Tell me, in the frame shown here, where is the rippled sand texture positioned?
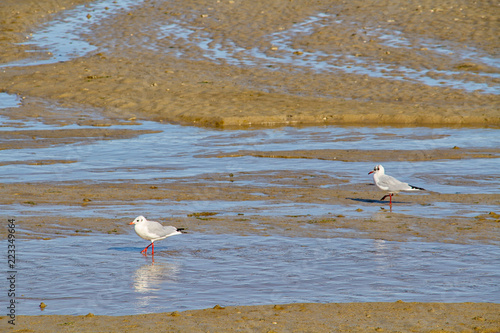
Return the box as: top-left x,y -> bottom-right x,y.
1,0 -> 499,127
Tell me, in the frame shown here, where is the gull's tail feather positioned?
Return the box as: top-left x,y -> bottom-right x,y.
408,185 -> 425,191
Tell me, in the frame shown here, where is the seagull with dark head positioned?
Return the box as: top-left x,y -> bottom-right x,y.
369,164 -> 425,206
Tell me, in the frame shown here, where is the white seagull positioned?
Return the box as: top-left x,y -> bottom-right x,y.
129,216 -> 185,255
368,164 -> 425,205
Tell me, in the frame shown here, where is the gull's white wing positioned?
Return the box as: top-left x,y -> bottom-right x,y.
377,174 -> 412,192
161,225 -> 181,237
145,220 -> 171,238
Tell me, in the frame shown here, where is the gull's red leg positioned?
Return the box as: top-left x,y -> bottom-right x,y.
141,242 -> 153,254
152,242 -> 155,255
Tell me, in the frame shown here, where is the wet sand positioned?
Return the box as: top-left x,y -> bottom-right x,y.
6,303 -> 500,332
1,173 -> 499,244
1,0 -> 499,128
1,0 -> 499,331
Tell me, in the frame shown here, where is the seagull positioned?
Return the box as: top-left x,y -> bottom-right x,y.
129,216 -> 185,255
368,164 -> 425,205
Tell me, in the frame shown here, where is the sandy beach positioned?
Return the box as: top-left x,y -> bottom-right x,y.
8,303 -> 500,332
1,0 -> 499,331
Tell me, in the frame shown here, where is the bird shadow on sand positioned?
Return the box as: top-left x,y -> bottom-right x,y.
347,197 -> 411,205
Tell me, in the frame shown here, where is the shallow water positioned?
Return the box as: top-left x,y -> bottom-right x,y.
15,232 -> 500,315
1,1 -> 499,316
1,91 -> 499,222
2,200 -> 499,225
0,93 -> 20,109
0,0 -> 145,68
1,107 -> 498,191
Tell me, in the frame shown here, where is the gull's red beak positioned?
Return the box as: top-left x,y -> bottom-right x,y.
368,171 -> 374,174
129,221 -> 134,225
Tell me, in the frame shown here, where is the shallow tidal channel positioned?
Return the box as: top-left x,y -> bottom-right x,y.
16,232 -> 500,316
1,100 -> 499,315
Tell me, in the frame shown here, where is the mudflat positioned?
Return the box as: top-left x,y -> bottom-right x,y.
1,0 -> 499,332
1,0 -> 499,128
